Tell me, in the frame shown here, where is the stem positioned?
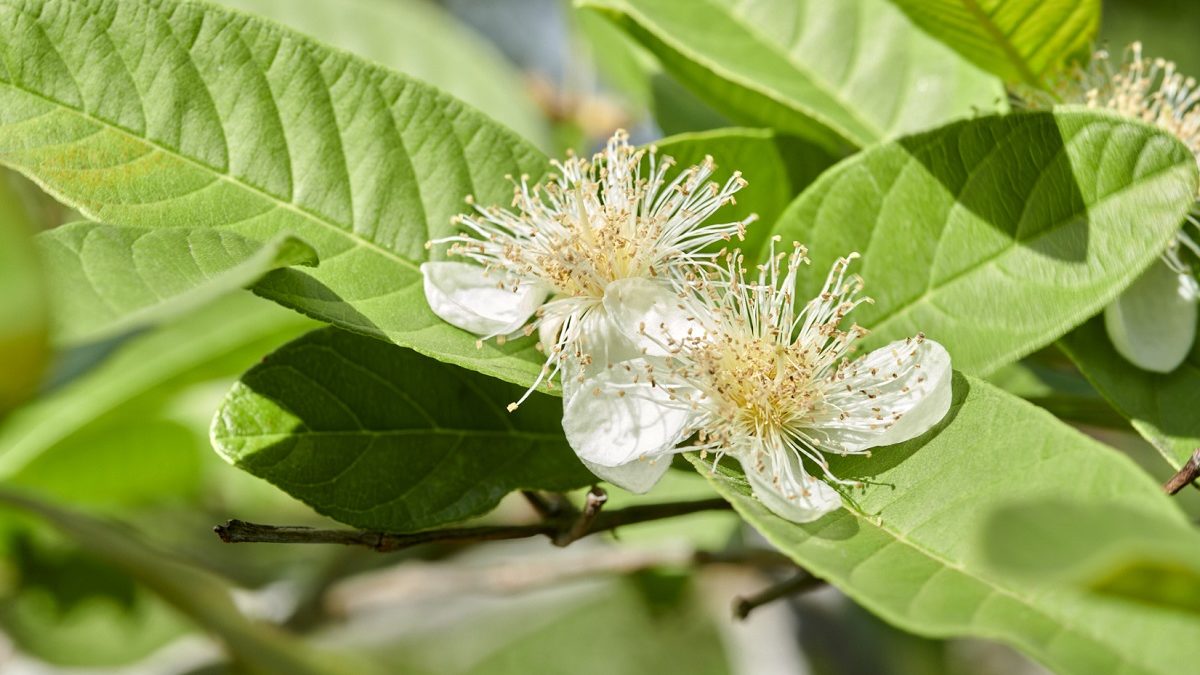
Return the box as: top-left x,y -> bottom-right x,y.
214,496 -> 732,552
733,572 -> 826,620
1164,448 -> 1200,495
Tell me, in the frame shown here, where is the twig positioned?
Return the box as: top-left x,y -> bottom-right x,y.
1164,448 -> 1200,495
521,490 -> 564,519
733,572 -> 825,620
553,486 -> 607,546
214,496 -> 731,552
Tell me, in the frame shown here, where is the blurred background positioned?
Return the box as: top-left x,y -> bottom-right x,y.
1,0 -> 1197,673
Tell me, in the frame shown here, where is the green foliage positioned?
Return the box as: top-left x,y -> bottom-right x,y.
0,489 -> 372,675
692,374 -> 1199,675
212,328 -> 594,532
0,533 -> 189,666
886,0 -> 1101,85
1060,316 -> 1200,467
769,110 -> 1199,376
0,0 -> 550,388
217,0 -> 551,150
37,223 -> 316,347
1,0 -> 1198,672
655,128 -> 837,255
984,499 -> 1200,617
581,0 -> 1004,151
0,294 -> 314,505
0,173 -> 49,415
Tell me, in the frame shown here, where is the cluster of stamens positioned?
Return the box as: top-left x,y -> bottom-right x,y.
426,131 -> 754,409
619,239 -> 931,499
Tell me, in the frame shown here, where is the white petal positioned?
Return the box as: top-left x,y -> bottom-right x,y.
1105,260 -> 1197,373
558,307 -> 644,405
817,338 -> 953,452
603,278 -> 704,357
421,262 -> 547,336
561,359 -> 694,467
740,445 -> 841,523
582,457 -> 671,494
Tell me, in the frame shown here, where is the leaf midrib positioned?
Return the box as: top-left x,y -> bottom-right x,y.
864,142 -> 1188,348
0,80 -> 421,273
957,0 -> 1039,85
718,0 -> 885,141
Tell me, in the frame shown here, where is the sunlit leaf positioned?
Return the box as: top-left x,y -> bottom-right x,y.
886,0 -> 1101,85
218,0 -> 551,150
582,0 -> 1004,151
769,110 -> 1198,375
984,498 -> 1200,618
37,223 -> 316,347
692,374 -> 1200,675
0,0 -> 550,389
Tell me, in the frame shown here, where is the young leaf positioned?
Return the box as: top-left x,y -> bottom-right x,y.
0,294 -> 316,500
0,489 -> 375,675
1059,316 -> 1200,468
984,499 -> 1200,617
769,110 -> 1199,376
692,374 -> 1200,675
885,0 -> 1100,86
211,328 -> 595,532
581,0 -> 1004,151
0,173 -> 49,415
655,128 -> 837,257
0,0 -> 550,389
217,0 -> 551,150
37,223 -> 316,347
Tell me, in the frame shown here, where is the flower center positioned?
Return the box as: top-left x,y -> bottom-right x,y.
689,333 -> 821,438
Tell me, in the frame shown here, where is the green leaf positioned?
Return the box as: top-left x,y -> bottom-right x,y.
692,374 -> 1200,675
769,110 -> 1199,376
581,0 -> 1004,151
0,488 -> 374,675
655,128 -> 837,256
984,498 -> 1200,618
37,223 -> 316,347
985,357 -> 1126,429
0,172 -> 49,414
1,532 -> 189,666
211,327 -> 594,532
1060,315 -> 1200,467
0,0 -> 551,389
886,0 -> 1100,86
0,294 -> 316,504
217,0 -> 551,151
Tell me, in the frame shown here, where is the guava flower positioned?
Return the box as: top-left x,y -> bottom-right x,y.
420,131 -> 753,489
1026,42 -> 1200,372
562,242 -> 953,522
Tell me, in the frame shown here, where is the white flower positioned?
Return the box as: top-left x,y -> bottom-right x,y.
420,131 -> 754,490
562,241 -> 953,523
1027,42 -> 1200,372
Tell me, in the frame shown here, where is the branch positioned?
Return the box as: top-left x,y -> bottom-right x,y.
553,486 -> 607,547
1164,448 -> 1200,495
733,572 -> 825,620
214,496 -> 732,552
